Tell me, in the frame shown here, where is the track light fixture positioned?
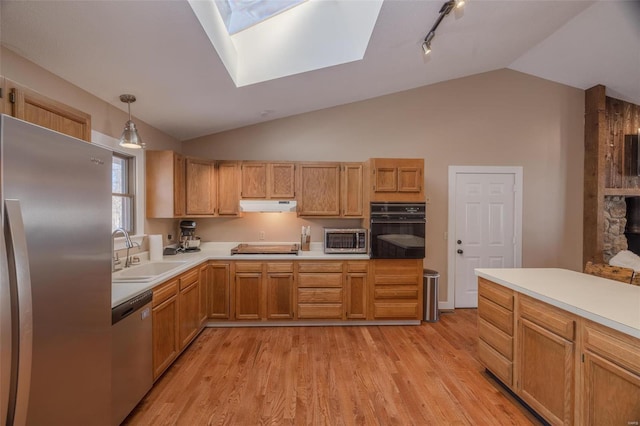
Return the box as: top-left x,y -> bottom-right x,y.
421,0 -> 466,55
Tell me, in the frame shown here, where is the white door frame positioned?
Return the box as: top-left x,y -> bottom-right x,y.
444,166 -> 523,310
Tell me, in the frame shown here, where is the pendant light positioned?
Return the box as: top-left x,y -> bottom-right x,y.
118,94 -> 144,149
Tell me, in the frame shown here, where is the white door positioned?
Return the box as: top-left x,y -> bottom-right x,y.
449,168 -> 522,308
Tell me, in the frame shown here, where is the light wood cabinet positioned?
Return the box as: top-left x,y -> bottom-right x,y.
186,157 -> 216,216
217,161 -> 241,215
241,162 -> 295,199
297,163 -> 341,216
266,262 -> 294,320
146,150 -> 186,218
6,79 -> 91,141
152,279 -> 179,380
297,261 -> 343,319
207,262 -> 231,319
234,262 -> 263,320
371,259 -> 423,320
369,158 -> 424,202
178,268 -> 201,350
581,320 -> 640,425
198,263 -> 209,325
477,278 -> 514,386
341,163 -> 364,217
345,261 -> 368,319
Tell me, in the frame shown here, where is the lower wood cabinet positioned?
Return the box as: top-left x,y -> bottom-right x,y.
151,279 -> 179,380
371,259 -> 422,320
478,278 -> 640,426
345,261 -> 368,319
266,263 -> 294,320
297,261 -> 343,319
234,262 -> 263,320
151,267 -> 204,380
207,262 -> 231,319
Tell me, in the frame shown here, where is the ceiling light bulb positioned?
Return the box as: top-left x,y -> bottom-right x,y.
455,0 -> 466,8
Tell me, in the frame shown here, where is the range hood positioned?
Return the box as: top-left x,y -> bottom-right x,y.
239,200 -> 297,212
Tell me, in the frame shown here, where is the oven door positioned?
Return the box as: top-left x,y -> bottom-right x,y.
370,219 -> 425,259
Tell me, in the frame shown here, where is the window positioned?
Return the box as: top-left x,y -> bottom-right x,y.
112,153 -> 135,233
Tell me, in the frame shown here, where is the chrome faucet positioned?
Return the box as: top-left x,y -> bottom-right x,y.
112,227 -> 134,271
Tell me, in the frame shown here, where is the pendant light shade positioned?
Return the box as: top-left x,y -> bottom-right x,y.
118,94 -> 144,149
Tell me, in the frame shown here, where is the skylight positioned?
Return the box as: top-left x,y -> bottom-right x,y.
215,0 -> 306,35
188,0 -> 383,87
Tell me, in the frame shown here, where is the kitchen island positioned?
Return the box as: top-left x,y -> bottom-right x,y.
475,268 -> 640,426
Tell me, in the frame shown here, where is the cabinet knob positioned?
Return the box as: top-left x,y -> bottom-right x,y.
457,240 -> 462,244
457,249 -> 464,254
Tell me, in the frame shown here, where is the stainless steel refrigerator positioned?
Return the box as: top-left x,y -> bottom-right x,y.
0,115 -> 112,425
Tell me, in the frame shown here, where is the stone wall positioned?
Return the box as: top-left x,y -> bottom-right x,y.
603,195 -> 628,261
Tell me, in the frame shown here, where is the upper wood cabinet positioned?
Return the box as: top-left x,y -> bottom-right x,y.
241,162 -> 295,199
369,158 -> 424,202
297,162 -> 341,216
146,150 -> 186,218
186,157 -> 216,216
342,163 -> 364,217
217,161 -> 241,215
5,79 -> 91,142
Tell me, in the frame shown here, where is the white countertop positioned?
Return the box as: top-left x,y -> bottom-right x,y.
475,268 -> 640,339
112,242 -> 369,308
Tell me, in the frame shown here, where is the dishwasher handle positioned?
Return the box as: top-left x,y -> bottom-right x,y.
112,290 -> 152,325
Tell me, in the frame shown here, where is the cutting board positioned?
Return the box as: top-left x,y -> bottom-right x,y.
231,244 -> 299,255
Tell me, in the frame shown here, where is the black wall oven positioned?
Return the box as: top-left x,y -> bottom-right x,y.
370,202 -> 426,259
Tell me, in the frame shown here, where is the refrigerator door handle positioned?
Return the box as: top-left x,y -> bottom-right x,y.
1,207 -> 12,426
4,199 -> 33,426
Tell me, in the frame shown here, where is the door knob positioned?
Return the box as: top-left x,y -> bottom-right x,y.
457,240 -> 462,244
457,249 -> 463,254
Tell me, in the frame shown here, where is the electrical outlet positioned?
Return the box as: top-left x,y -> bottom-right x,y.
168,234 -> 172,241
259,231 -> 265,240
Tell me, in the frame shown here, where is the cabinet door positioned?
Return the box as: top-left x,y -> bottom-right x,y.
374,166 -> 397,192
342,163 -> 364,217
269,163 -> 296,198
583,351 -> 640,425
9,83 -> 91,142
397,166 -> 422,192
266,273 -> 294,319
186,158 -> 216,215
345,272 -> 367,319
152,295 -> 179,379
235,272 -> 262,320
518,318 -> 574,425
208,263 -> 231,319
178,270 -> 201,350
174,153 -> 186,217
241,162 -> 267,198
298,163 -> 341,216
217,161 -> 241,215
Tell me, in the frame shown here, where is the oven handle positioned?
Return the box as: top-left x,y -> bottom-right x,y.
371,219 -> 426,224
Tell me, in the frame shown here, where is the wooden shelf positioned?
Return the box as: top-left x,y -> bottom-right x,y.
603,188 -> 640,196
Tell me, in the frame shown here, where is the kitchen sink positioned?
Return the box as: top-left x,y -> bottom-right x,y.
112,261 -> 188,282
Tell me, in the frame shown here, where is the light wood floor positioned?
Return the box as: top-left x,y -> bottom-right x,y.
125,310 -> 542,425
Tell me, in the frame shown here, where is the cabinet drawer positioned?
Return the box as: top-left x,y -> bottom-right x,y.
582,320 -> 640,375
179,268 -> 199,290
478,278 -> 513,311
298,273 -> 342,287
478,296 -> 514,336
297,262 -> 343,273
153,279 -> 178,307
478,339 -> 513,387
374,286 -> 418,299
297,304 -> 342,319
298,288 -> 343,303
373,302 -> 418,319
347,262 -> 368,273
267,262 -> 294,273
518,295 -> 575,341
479,318 -> 513,360
235,262 -> 263,273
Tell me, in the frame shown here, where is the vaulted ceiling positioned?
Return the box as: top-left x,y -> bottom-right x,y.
1,0 -> 638,141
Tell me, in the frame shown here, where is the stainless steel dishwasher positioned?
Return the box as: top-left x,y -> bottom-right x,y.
111,290 -> 153,426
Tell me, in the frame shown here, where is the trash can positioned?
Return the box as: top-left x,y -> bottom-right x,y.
423,269 -> 440,322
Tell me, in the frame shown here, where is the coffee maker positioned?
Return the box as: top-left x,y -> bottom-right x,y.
179,220 -> 201,252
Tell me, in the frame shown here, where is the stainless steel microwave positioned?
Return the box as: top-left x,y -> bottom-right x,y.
323,228 -> 368,254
